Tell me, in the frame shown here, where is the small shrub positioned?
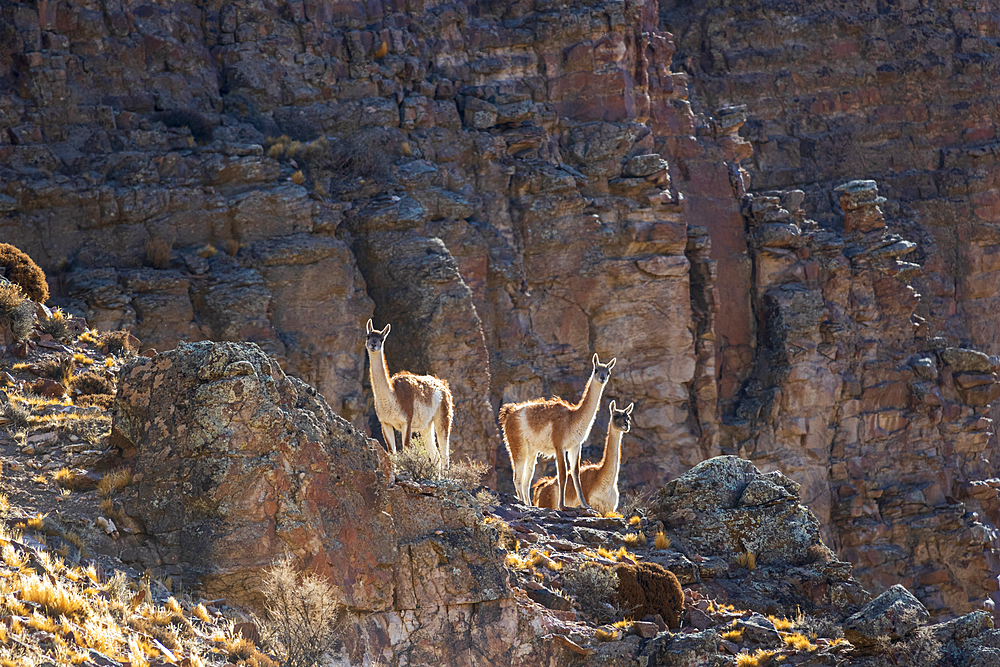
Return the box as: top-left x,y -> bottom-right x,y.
793,613 -> 843,639
618,487 -> 655,518
622,532 -> 645,548
318,129 -> 393,182
144,238 -> 171,269
563,563 -> 619,624
735,649 -> 777,667
254,556 -> 348,667
628,515 -> 641,526
0,243 -> 48,303
1,401 -> 31,430
474,489 -> 499,510
154,109 -> 215,143
0,282 -> 35,341
73,370 -> 114,396
448,457 -> 489,489
100,330 -> 137,355
613,562 -> 684,628
291,170 -> 305,185
37,308 -> 71,341
390,438 -> 439,481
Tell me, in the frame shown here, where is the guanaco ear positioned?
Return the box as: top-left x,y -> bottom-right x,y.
625,402 -> 634,414
607,357 -> 616,370
592,352 -> 599,368
609,399 -> 617,413
366,319 -> 374,334
381,323 -> 391,337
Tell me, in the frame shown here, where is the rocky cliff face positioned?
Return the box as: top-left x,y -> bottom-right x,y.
2,0 -> 999,622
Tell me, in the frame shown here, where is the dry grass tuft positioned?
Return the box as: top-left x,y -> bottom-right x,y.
654,531 -> 671,550
735,649 -> 777,666
622,533 -> 645,548
291,170 -> 305,185
98,468 -> 133,497
735,551 -> 757,571
37,308 -> 71,341
628,515 -> 641,526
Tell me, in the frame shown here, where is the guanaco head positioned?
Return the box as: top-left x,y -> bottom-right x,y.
592,353 -> 617,384
365,319 -> 391,352
609,400 -> 634,433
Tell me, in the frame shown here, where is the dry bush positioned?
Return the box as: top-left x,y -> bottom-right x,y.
101,330 -> 137,355
793,613 -> 843,639
37,307 -> 71,341
221,238 -> 241,257
291,170 -> 305,185
312,129 -> 393,181
0,282 -> 35,341
654,531 -> 671,550
0,243 -> 48,303
154,109 -> 215,143
390,438 -> 439,481
1,401 -> 30,430
563,562 -> 619,624
449,457 -> 489,489
144,238 -> 171,270
73,370 -> 114,396
613,562 -> 684,628
618,487 -> 655,518
255,556 -> 349,667
37,356 -> 74,387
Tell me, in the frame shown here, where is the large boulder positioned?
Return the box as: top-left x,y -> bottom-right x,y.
653,456 -> 869,615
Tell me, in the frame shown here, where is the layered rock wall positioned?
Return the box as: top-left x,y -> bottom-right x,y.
0,0 -> 723,489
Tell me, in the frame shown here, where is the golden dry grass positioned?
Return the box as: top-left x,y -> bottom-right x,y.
735,550 -> 757,571
622,532 -> 645,547
735,649 -> 777,666
72,353 -> 93,366
594,627 -> 617,642
721,628 -> 743,641
781,632 -> 816,651
654,531 -> 671,550
627,515 -> 641,526
768,615 -> 793,631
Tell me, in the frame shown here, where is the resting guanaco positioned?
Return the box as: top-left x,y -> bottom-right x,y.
365,320 -> 453,473
499,353 -> 616,509
532,400 -> 633,514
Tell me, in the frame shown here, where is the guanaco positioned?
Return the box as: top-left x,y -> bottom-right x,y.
365,320 -> 453,473
532,400 -> 633,514
499,353 -> 616,510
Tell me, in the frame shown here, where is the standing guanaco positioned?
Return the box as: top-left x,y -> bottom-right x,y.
532,400 -> 633,514
365,320 -> 453,473
499,353 -> 616,510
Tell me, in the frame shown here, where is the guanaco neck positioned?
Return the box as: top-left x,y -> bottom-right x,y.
368,347 -> 395,404
571,371 -> 605,431
593,424 -> 624,486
